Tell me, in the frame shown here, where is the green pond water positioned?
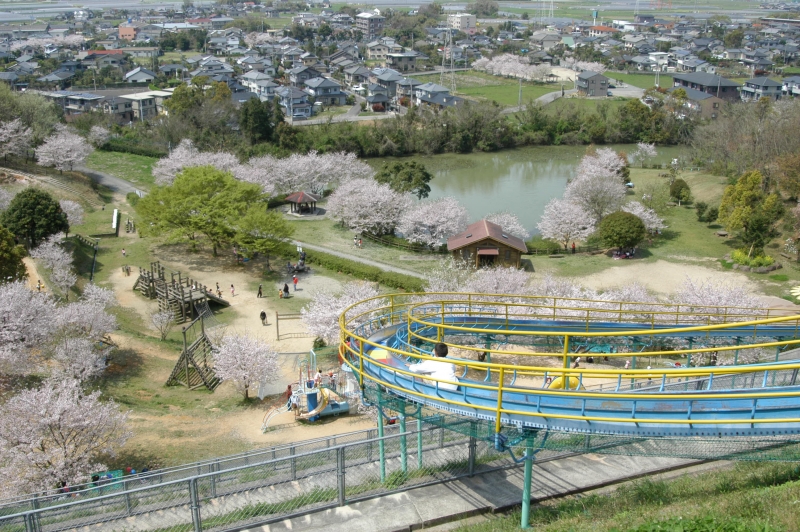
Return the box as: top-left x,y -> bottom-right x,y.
369,145 -> 685,236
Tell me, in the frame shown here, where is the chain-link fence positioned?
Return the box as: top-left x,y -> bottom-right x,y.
0,421 -> 519,532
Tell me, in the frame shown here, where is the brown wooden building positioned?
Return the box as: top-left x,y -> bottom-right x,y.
447,220 -> 528,268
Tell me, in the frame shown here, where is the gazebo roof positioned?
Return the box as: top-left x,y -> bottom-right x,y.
285,191 -> 321,203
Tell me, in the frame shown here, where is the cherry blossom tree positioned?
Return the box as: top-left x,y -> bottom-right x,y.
326,178 -> 410,235
30,234 -> 76,299
302,281 -> 384,344
54,337 -> 108,381
671,277 -> 763,322
536,198 -> 595,249
246,151 -> 374,195
486,211 -> 530,240
631,142 -> 657,168
244,32 -> 275,48
56,298 -> 118,343
152,139 -> 240,186
397,197 -> 469,248
471,54 -> 547,81
87,126 -> 110,148
0,281 -> 58,375
0,377 -> 130,497
9,35 -> 84,52
213,333 -> 280,399
559,148 -> 630,226
424,256 -> 479,294
81,283 -> 117,310
59,200 -> 84,228
36,127 -> 93,172
0,119 -> 32,159
621,201 -> 666,233
150,310 -> 175,341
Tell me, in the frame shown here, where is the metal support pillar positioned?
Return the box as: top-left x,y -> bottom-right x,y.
336,446 -> 346,506
400,414 -> 408,474
377,388 -> 386,483
468,421 -> 477,476
417,418 -> 423,470
188,479 -> 201,532
521,440 -> 534,529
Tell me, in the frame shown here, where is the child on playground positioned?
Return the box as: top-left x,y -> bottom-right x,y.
408,343 -> 458,391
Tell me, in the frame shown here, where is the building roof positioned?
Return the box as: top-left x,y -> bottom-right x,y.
667,86 -> 715,101
447,219 -> 528,253
672,72 -> 740,87
577,70 -> 606,80
590,25 -> 616,32
304,76 -> 341,89
745,76 -> 782,87
285,191 -> 321,203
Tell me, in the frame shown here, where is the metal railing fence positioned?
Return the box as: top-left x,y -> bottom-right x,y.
0,421 -> 527,532
0,425 -> 415,516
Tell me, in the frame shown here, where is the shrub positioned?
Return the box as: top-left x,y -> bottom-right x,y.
372,104 -> 385,112
731,249 -> 750,265
695,201 -> 708,221
126,192 -> 140,206
670,178 -> 691,205
599,211 -> 646,251
273,242 -> 424,291
705,206 -> 719,223
100,139 -> 167,158
731,249 -> 774,268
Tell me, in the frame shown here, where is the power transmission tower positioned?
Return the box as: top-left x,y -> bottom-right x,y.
439,30 -> 457,93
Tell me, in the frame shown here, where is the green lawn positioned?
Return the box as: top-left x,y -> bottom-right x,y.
313,106 -> 351,120
413,71 -> 559,107
85,151 -> 158,190
455,461 -> 800,531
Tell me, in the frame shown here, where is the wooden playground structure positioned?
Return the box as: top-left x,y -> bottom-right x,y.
166,314 -> 220,391
133,261 -> 229,324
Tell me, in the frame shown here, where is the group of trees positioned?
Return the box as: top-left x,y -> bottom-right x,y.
537,146 -> 664,251
0,279 -> 129,496
137,166 -> 294,258
472,54 -> 553,82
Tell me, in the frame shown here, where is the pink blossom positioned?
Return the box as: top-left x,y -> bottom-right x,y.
486,211 -> 530,240
621,201 -> 666,232
59,200 -> 84,227
0,377 -> 130,497
213,333 -> 280,399
36,127 -> 93,172
397,197 -> 469,248
301,281 -> 383,344
0,118 -> 32,159
536,198 -> 595,249
326,178 -> 410,235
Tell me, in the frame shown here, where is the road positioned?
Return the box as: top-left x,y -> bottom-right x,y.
294,240 -> 425,279
75,164 -> 142,195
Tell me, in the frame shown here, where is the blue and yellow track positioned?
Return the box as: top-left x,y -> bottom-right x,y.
340,293 -> 800,438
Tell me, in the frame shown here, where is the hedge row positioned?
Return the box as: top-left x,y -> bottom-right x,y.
100,139 -> 168,158
274,242 -> 425,292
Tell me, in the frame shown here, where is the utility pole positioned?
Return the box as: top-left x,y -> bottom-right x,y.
518,77 -> 522,108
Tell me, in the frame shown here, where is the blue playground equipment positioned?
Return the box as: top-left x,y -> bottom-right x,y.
340,292 -> 800,528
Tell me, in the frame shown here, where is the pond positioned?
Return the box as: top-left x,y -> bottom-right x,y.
369,145 -> 686,236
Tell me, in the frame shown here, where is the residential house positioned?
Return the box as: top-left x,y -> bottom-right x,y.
355,12 -> 385,41
120,90 -> 172,120
275,86 -> 312,118
447,219 -> 528,269
576,70 -> 609,96
240,71 -> 273,92
0,72 -> 20,88
740,77 -> 782,101
589,26 -> 616,37
304,76 -> 346,105
37,70 -> 74,89
253,78 -> 279,99
396,76 -> 421,103
159,64 -> 184,77
344,65 -> 371,86
386,52 -> 417,72
529,31 -> 561,50
288,65 -> 321,87
782,75 -> 800,97
414,81 -> 450,104
37,90 -> 104,116
103,97 -> 135,122
667,86 -> 723,119
118,24 -> 140,41
373,68 -> 403,96
671,72 -> 741,102
366,41 -> 389,60
124,66 -> 157,83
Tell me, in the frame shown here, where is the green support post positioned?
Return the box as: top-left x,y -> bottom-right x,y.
521,440 -> 534,529
400,414 -> 408,474
377,387 -> 386,483
417,418 -> 423,470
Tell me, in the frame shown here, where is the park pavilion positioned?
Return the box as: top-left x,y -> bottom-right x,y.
447,219 -> 528,268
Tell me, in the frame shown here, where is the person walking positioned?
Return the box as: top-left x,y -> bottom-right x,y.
358,238 -> 362,248
257,284 -> 263,298
292,275 -> 298,291
259,310 -> 267,325
571,242 -> 576,254
283,283 -> 290,299
353,236 -> 358,247
36,280 -> 42,292
230,284 -> 235,297
121,248 -> 126,257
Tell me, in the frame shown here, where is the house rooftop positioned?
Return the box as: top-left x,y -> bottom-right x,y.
447,219 -> 528,253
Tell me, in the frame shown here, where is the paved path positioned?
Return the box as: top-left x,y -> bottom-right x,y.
75,164 -> 141,195
295,240 -> 425,279
245,453 -> 721,532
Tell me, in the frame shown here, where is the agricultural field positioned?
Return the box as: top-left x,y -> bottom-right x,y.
413,71 -> 559,107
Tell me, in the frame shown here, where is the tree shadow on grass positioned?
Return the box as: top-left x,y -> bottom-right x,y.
102,347 -> 145,385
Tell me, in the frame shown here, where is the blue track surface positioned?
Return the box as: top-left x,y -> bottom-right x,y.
349,316 -> 800,438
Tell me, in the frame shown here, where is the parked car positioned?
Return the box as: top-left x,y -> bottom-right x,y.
607,90 -> 613,97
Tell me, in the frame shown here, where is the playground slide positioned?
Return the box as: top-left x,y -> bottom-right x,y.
298,388 -> 330,420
